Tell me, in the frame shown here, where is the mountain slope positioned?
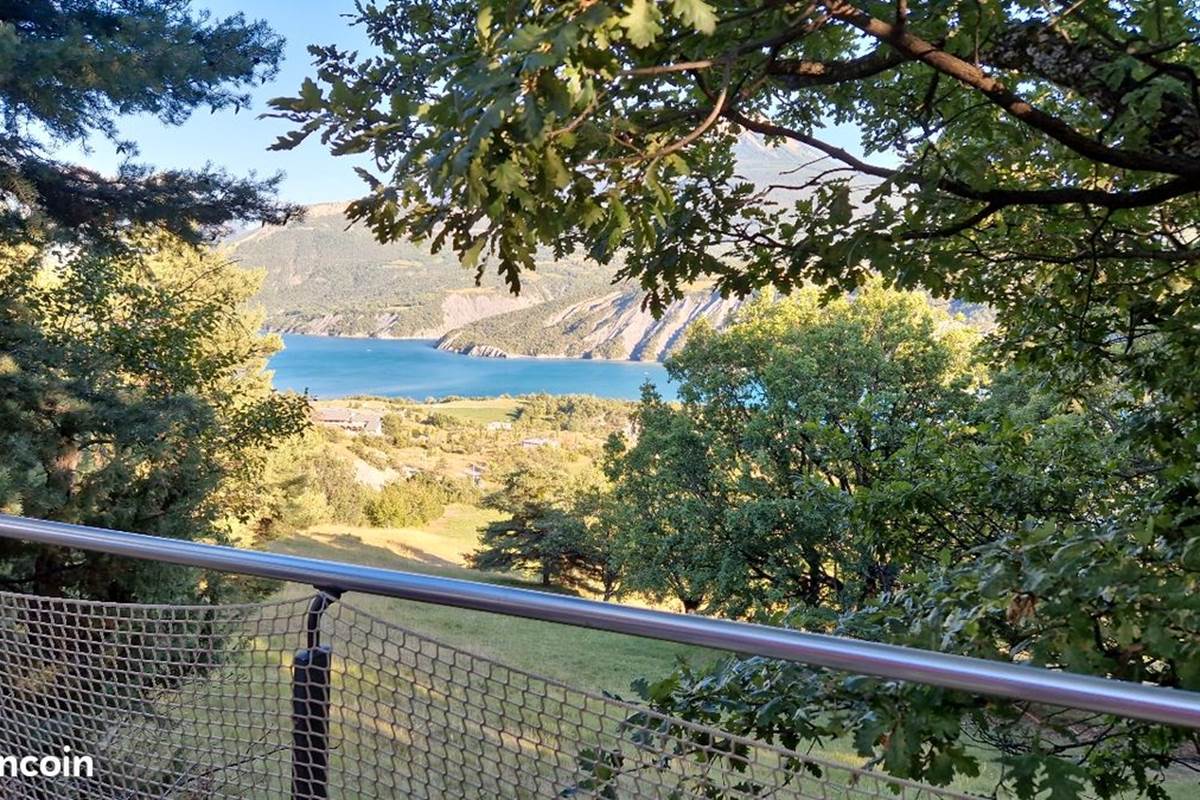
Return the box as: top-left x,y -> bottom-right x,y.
436,284 -> 746,361
230,204 -> 745,359
227,203 -> 614,337
232,134 -> 840,355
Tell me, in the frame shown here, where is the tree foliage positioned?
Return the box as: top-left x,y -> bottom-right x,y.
367,473 -> 458,528
514,393 -> 632,433
255,433 -> 373,540
269,0 -> 1198,334
608,281 -> 981,614
470,457 -> 601,589
569,479 -> 628,601
274,11 -> 1200,794
0,1 -> 319,604
600,286 -> 1199,798
626,381 -> 1197,800
1,1 -> 297,244
0,233 -> 309,602
271,0 -> 1200,585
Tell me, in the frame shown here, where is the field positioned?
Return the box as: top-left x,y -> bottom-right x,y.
338,396 -> 525,426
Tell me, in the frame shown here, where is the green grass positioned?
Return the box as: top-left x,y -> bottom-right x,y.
300,503 -> 497,567
333,396 -> 525,425
412,397 -> 524,425
269,507 -> 710,695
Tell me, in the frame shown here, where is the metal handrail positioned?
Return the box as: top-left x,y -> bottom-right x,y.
2,512 -> 1199,729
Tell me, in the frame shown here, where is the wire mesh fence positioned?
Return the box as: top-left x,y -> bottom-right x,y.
0,589 -> 981,800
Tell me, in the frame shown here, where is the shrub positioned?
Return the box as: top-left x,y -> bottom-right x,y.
367,474 -> 449,528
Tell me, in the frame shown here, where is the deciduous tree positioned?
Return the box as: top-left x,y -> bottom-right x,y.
274,3 -> 1200,795
608,281 -> 981,615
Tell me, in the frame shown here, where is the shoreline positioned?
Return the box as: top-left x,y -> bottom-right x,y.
272,330 -> 667,367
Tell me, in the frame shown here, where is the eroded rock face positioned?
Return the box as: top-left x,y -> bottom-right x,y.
454,343 -> 512,359
435,286 -> 750,362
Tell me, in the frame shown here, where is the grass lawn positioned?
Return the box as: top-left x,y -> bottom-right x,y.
395,397 -> 526,425
269,504 -> 711,695
299,503 -> 497,567
417,397 -> 524,425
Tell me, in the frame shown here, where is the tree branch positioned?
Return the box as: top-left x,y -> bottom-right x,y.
721,107 -> 1200,210
899,203 -> 1002,240
819,0 -> 1200,178
766,47 -> 908,88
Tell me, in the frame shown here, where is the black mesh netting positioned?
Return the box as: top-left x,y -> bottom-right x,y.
0,590 -> 980,800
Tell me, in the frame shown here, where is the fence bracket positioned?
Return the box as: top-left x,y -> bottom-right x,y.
292,588 -> 342,800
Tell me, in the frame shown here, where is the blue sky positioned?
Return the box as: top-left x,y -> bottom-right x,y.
63,1 -> 871,207
65,1 -> 373,205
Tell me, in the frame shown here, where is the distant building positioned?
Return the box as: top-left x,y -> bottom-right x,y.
520,437 -> 559,449
311,406 -> 384,436
486,421 -> 513,431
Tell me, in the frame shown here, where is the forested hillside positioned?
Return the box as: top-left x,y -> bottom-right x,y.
228,203 -> 616,338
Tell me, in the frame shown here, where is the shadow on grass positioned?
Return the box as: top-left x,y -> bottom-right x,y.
270,529 -> 583,596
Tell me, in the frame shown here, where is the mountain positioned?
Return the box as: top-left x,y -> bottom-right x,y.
436,284 -> 747,361
229,204 -> 748,360
231,135 -> 839,358
227,203 -> 614,338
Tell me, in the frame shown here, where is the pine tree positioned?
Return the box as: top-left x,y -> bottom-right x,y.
0,233 -> 308,603
0,1 -> 297,245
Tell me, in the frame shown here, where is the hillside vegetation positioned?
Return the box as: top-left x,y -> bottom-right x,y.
228,203 -> 616,338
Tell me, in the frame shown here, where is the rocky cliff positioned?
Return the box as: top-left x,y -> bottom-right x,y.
435,284 -> 746,361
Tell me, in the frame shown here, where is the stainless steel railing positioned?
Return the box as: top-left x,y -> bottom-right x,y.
2,512 -> 1199,730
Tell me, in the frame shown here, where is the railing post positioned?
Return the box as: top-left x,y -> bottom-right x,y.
292,590 -> 340,800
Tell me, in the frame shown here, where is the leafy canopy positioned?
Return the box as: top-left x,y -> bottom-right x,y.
607,281 -> 982,616
269,0 -> 1198,308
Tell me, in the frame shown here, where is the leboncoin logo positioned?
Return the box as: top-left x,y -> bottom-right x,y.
0,747 -> 94,778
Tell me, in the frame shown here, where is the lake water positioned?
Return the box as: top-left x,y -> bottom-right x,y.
269,335 -> 677,400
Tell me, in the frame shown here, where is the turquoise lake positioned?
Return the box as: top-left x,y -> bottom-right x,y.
269,335 -> 677,400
